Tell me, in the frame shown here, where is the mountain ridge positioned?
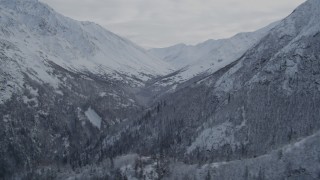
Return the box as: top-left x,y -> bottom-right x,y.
1,0 -> 320,179
148,21 -> 278,87
0,0 -> 173,84
88,0 -> 320,179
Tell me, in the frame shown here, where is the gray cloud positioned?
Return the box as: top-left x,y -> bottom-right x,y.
40,0 -> 306,48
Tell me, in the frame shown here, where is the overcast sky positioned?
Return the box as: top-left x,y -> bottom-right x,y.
39,0 -> 306,48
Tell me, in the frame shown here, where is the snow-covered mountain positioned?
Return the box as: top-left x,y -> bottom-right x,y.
2,0 -> 320,179
84,0 -> 320,179
149,22 -> 278,83
0,0 -> 172,177
0,0 -> 173,104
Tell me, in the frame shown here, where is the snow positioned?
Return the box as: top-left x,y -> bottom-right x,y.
214,61 -> 243,92
0,0 -> 175,103
103,133 -> 121,146
2,114 -> 10,123
22,95 -> 38,107
246,0 -> 320,93
187,122 -> 236,153
143,163 -> 159,180
149,21 -> 278,83
170,130 -> 320,180
0,55 -> 25,104
114,154 -> 139,168
62,137 -> 70,148
85,107 -> 102,129
187,107 -> 247,154
99,92 -> 107,97
25,84 -> 39,96
283,130 -> 320,154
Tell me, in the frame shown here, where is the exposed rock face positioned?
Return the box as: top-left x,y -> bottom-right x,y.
1,0 -> 320,179
0,0 -> 170,178
95,0 -> 320,179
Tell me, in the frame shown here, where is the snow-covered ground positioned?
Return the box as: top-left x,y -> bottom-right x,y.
85,107 -> 102,129
0,0 -> 174,104
149,21 -> 278,84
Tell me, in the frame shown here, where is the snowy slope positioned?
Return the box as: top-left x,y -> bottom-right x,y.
0,0 -> 173,103
95,1 -> 320,179
149,22 -> 278,82
3,0 -> 320,179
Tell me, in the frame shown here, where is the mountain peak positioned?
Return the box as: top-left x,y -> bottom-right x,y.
0,0 -> 55,18
0,0 -> 173,90
273,0 -> 319,38
296,0 -> 320,15
306,0 -> 320,6
0,0 -> 40,7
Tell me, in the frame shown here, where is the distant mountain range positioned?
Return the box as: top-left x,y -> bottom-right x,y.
149,21 -> 277,82
1,0 -> 320,179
